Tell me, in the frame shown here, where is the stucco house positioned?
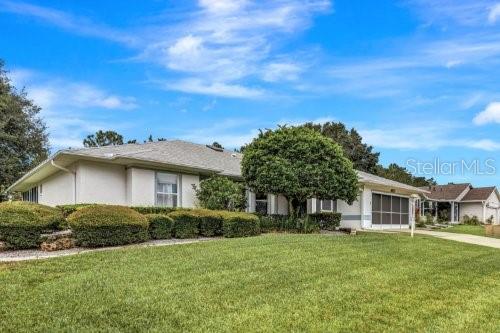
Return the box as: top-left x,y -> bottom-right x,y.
419,183 -> 500,223
6,140 -> 429,230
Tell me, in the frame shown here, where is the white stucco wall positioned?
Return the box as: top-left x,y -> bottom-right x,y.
126,168 -> 155,206
486,192 -> 500,224
181,174 -> 200,208
38,169 -> 75,206
76,160 -> 127,205
460,202 -> 485,222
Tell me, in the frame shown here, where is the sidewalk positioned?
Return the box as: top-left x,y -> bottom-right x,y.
397,229 -> 500,249
0,237 -> 217,262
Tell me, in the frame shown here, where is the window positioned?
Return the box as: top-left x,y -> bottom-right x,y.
321,199 -> 337,212
255,193 -> 268,215
156,172 -> 179,207
22,186 -> 38,203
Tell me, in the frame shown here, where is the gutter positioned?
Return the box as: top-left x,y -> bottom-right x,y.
51,159 -> 77,204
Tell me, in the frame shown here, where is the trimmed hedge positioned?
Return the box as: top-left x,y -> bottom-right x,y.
168,210 -> 201,239
0,201 -> 64,249
308,212 -> 342,231
131,206 -> 178,215
222,212 -> 260,238
197,210 -> 224,237
146,214 -> 173,240
68,205 -> 149,247
58,205 -> 179,218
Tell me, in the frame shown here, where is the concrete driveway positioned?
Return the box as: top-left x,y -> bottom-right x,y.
406,229 -> 500,249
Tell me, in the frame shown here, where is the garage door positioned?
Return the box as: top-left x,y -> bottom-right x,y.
372,193 -> 409,226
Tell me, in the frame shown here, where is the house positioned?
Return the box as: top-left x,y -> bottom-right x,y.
419,183 -> 500,223
6,140 -> 428,230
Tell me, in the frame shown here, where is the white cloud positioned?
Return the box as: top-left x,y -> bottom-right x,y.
360,124 -> 500,151
198,0 -> 248,14
488,3 -> 500,23
473,102 -> 500,125
163,78 -> 264,99
9,68 -> 137,149
262,62 -> 303,82
0,0 -> 137,45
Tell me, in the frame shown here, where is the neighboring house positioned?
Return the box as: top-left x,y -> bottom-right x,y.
419,183 -> 500,224
6,140 -> 428,230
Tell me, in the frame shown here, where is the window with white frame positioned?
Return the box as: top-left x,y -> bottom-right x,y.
156,172 -> 179,207
321,199 -> 337,212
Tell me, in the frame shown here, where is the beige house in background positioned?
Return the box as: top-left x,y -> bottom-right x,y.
6,140 -> 428,230
419,183 -> 500,223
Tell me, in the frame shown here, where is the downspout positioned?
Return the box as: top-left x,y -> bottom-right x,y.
482,200 -> 487,223
51,160 -> 76,204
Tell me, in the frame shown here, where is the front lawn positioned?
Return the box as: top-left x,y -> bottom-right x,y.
437,224 -> 499,238
1,233 -> 500,332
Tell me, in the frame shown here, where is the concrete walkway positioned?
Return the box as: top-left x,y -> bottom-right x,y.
401,229 -> 500,249
0,237 -> 217,263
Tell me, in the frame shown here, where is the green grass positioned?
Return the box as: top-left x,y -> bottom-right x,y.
1,233 -> 500,332
436,224 -> 499,238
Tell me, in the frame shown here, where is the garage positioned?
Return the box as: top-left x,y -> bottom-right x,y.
372,193 -> 409,226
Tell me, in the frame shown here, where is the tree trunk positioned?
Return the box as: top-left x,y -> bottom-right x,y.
287,198 -> 296,218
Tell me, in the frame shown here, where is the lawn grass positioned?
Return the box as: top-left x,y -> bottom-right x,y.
1,233 -> 500,332
436,224 -> 499,238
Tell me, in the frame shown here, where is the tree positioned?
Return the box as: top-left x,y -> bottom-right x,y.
376,164 -> 436,187
242,126 -> 359,216
194,175 -> 246,211
83,130 -> 123,147
0,60 -> 50,197
303,122 -> 380,174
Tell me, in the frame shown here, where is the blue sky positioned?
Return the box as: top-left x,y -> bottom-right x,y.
1,0 -> 500,186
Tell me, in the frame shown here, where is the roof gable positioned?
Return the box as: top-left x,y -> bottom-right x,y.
420,183 -> 471,201
461,187 -> 497,202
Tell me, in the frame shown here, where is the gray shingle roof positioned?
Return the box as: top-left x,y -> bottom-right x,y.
66,140 -> 243,177
461,187 -> 496,201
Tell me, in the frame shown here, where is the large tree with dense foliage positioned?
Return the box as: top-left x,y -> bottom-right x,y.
0,60 -> 49,196
242,126 -> 359,216
303,122 -> 380,174
194,175 -> 246,211
376,164 -> 436,187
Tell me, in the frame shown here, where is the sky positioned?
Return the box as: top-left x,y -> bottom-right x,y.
1,0 -> 500,186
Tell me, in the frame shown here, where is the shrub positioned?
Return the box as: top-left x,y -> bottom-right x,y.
416,217 -> 426,228
146,214 -> 173,240
486,215 -> 494,225
462,215 -> 481,226
222,212 -> 260,238
197,210 -> 224,237
0,201 -> 64,249
68,205 -> 149,247
425,213 -> 434,225
194,175 -> 246,211
57,204 -> 95,218
308,212 -> 341,231
131,206 -> 178,215
168,210 -> 201,239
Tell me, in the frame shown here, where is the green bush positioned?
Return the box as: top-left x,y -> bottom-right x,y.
168,210 -> 200,239
222,212 -> 260,238
68,205 -> 149,247
146,214 -> 173,240
194,175 -> 246,211
425,213 -> 434,225
308,212 -> 341,231
197,210 -> 224,237
57,204 -> 95,218
131,206 -> 178,215
462,215 -> 481,226
0,201 -> 64,249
